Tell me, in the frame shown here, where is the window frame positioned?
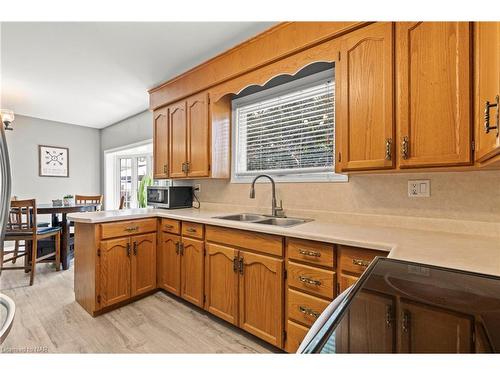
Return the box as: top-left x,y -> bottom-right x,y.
231,68 -> 347,184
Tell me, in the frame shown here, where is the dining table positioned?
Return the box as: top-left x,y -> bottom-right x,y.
37,203 -> 99,270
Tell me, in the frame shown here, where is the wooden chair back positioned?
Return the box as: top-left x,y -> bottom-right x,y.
75,194 -> 103,210
119,195 -> 125,210
6,199 -> 37,235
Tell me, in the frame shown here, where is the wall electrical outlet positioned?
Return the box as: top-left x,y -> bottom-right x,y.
408,179 -> 430,198
194,184 -> 201,193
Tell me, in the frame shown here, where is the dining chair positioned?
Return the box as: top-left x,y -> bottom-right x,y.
75,194 -> 103,211
1,199 -> 61,285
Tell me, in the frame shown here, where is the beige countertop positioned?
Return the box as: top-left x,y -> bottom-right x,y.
68,208 -> 500,276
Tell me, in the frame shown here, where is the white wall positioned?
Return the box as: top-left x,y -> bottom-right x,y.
5,114 -> 101,203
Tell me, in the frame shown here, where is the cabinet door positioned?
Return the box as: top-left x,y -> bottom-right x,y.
157,232 -> 181,295
475,22 -> 500,162
181,237 -> 204,307
337,22 -> 395,171
187,92 -> 210,177
396,22 -> 472,168
130,233 -> 156,297
153,106 -> 169,179
169,100 -> 187,178
399,300 -> 473,353
336,291 -> 395,353
99,237 -> 131,308
204,243 -> 239,325
239,251 -> 283,347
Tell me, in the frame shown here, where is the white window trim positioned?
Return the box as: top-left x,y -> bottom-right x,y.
231,69 -> 347,184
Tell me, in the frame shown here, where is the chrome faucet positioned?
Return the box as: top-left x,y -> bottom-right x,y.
249,174 -> 285,217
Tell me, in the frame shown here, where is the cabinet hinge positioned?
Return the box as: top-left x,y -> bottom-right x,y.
471,140 -> 475,151
97,295 -> 101,304
208,163 -> 211,172
97,248 -> 100,257
204,249 -> 207,256
284,270 -> 287,280
338,51 -> 341,61
283,330 -> 287,342
338,152 -> 342,163
203,295 -> 206,303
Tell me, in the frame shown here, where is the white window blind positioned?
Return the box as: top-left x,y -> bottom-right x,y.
233,70 -> 335,178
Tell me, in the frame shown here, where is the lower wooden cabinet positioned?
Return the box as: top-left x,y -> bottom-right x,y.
157,232 -> 181,295
99,233 -> 157,308
239,251 -> 284,348
204,232 -> 284,348
399,300 -> 473,353
204,243 -> 239,325
180,237 -> 204,307
131,233 -> 157,297
99,237 -> 131,308
285,320 -> 310,353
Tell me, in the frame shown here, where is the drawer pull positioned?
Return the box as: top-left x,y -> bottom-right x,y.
125,226 -> 139,232
299,305 -> 320,318
298,249 -> 321,258
186,227 -> 197,233
352,258 -> 370,268
298,276 -> 321,286
164,224 -> 174,229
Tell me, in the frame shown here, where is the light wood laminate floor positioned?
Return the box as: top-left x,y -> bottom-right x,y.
0,259 -> 277,353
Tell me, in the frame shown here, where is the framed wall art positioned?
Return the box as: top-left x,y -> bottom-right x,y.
39,145 -> 69,177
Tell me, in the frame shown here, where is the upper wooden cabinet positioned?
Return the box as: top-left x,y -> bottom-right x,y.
396,22 -> 472,168
475,22 -> 500,164
336,22 -> 395,172
153,107 -> 169,179
187,93 -> 210,177
169,100 -> 188,178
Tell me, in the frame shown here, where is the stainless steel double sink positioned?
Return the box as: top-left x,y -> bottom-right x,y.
213,213 -> 312,227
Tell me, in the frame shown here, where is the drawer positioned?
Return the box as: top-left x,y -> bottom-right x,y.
288,289 -> 330,328
206,225 -> 283,257
286,320 -> 310,353
182,221 -> 204,239
339,245 -> 387,276
160,218 -> 180,234
287,261 -> 335,299
100,219 -> 157,239
287,238 -> 335,268
338,273 -> 359,294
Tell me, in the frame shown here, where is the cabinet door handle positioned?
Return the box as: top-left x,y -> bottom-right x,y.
402,310 -> 410,333
133,241 -> 137,256
239,257 -> 244,275
163,164 -> 168,174
401,136 -> 409,159
298,276 -> 321,286
386,305 -> 392,327
299,305 -> 320,318
175,241 -> 180,255
484,95 -> 499,135
385,138 -> 392,160
352,258 -> 370,268
179,242 -> 184,256
298,249 -> 321,258
233,257 -> 238,273
126,243 -> 131,257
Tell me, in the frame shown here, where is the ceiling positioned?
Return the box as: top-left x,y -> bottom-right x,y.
0,22 -> 276,129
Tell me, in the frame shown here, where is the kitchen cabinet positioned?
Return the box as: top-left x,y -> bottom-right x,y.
338,245 -> 387,293
157,232 -> 181,295
204,243 -> 239,325
187,92 -> 210,177
99,232 -> 157,308
475,22 -> 500,164
168,100 -> 188,178
99,237 -> 131,308
239,251 -> 284,347
131,233 -> 157,297
336,291 -> 395,353
153,106 -> 169,179
336,22 -> 395,172
399,300 -> 473,353
180,237 -> 204,307
396,22 -> 472,168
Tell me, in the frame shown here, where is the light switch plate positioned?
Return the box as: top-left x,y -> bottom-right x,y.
408,179 -> 430,197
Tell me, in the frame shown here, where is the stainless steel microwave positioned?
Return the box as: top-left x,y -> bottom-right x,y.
146,186 -> 193,209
